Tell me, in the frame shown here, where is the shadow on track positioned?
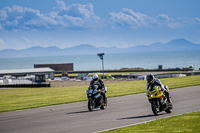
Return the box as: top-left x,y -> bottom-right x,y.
67,110 -> 89,114
117,113 -> 164,120
67,109 -> 100,114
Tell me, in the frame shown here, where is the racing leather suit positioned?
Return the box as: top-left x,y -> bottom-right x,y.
90,78 -> 106,101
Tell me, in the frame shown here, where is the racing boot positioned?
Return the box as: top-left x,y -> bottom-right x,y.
164,90 -> 171,103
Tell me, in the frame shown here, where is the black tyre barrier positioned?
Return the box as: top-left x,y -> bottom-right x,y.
0,83 -> 50,88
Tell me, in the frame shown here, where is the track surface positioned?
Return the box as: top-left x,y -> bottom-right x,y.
0,86 -> 200,133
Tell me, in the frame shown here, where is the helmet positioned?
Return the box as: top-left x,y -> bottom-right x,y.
93,74 -> 98,80
146,74 -> 155,84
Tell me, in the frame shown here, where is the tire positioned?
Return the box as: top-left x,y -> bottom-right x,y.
88,99 -> 95,111
100,97 -> 107,110
151,100 -> 159,116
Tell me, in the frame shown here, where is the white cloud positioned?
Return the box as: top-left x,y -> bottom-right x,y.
157,14 -> 173,22
196,17 -> 200,24
0,5 -> 42,30
0,9 -> 7,21
52,2 -> 105,29
108,8 -> 183,29
0,1 -> 198,31
156,14 -> 179,28
54,0 -> 67,11
109,8 -> 155,29
0,1 -> 105,31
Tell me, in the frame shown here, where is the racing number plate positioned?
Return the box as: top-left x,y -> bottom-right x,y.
89,89 -> 93,93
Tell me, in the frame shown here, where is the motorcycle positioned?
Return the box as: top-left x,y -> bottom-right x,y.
146,85 -> 173,115
86,84 -> 107,111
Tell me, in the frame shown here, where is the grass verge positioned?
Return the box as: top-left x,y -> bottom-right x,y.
0,75 -> 200,113
103,111 -> 200,133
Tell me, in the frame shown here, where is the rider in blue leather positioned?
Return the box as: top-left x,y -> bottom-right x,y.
90,74 -> 106,101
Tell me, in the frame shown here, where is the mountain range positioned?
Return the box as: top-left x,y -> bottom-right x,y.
1,38 -> 200,58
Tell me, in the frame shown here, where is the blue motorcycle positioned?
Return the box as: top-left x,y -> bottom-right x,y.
86,85 -> 107,111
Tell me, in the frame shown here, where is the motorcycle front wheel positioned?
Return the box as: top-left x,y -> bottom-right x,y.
151,100 -> 160,116
88,99 -> 95,111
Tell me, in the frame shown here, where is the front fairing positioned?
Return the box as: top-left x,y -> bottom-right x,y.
86,85 -> 98,98
146,86 -> 163,100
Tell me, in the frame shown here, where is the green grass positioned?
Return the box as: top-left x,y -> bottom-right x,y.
0,86 -> 87,112
54,73 -> 78,77
103,111 -> 200,133
0,75 -> 200,113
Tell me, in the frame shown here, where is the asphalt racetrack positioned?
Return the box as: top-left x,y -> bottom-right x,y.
0,86 -> 200,133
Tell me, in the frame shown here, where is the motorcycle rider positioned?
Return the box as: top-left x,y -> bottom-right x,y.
90,74 -> 106,101
146,74 -> 171,103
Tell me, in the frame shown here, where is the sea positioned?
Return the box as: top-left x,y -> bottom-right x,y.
0,50 -> 200,71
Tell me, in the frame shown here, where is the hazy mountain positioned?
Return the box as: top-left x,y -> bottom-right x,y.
126,38 -> 200,52
64,44 -> 98,55
0,39 -> 200,58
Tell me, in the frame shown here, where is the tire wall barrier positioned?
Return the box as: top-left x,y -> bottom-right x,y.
0,83 -> 50,88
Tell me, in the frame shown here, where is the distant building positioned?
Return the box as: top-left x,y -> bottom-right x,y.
0,68 -> 54,81
158,65 -> 163,70
34,63 -> 74,72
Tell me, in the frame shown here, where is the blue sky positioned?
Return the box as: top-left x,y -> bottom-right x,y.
0,0 -> 200,50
